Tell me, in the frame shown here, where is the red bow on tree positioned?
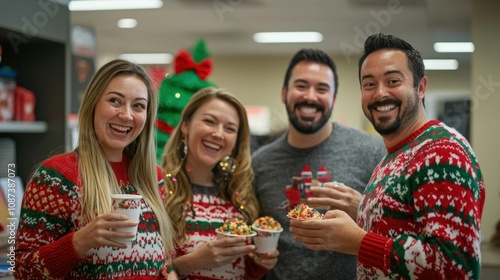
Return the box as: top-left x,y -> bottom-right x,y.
174,50 -> 213,80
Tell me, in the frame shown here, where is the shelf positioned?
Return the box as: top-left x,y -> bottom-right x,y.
0,1 -> 69,184
0,121 -> 47,133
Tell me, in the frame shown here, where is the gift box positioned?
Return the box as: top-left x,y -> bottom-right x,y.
14,86 -> 36,121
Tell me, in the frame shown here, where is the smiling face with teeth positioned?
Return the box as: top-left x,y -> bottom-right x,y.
181,98 -> 240,176
282,61 -> 335,135
94,74 -> 148,161
360,49 -> 427,139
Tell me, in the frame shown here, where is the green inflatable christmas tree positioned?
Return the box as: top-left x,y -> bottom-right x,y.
155,40 -> 216,163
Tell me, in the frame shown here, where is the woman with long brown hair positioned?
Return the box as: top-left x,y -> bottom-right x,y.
162,87 -> 278,279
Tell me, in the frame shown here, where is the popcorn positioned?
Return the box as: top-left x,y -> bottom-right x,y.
218,217 -> 253,235
252,216 -> 283,253
287,203 -> 323,220
253,216 -> 282,231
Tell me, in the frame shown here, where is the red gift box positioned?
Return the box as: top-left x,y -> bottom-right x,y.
14,86 -> 36,121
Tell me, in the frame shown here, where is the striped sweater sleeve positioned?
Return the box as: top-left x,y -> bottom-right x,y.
14,154 -> 85,279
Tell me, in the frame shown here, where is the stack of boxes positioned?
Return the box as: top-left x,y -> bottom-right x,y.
0,44 -> 36,122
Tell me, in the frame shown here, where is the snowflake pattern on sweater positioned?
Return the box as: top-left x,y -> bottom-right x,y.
357,120 -> 485,279
14,153 -> 167,279
175,184 -> 266,280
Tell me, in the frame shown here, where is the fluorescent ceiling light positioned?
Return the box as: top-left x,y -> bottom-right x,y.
69,0 -> 163,11
253,32 -> 323,43
118,18 -> 137,29
434,42 -> 474,53
423,59 -> 459,70
120,53 -> 173,65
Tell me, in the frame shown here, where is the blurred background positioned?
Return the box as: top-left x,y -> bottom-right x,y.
0,1 -> 499,278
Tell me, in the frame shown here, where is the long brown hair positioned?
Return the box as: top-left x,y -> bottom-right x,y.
161,87 -> 258,242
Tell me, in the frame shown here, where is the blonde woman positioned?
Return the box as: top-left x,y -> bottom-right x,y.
15,59 -> 175,279
162,88 -> 278,279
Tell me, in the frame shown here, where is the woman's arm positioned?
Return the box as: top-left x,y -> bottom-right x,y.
14,165 -> 85,279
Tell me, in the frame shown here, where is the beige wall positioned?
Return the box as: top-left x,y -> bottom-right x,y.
211,40 -> 497,240
472,0 -> 500,242
209,55 -> 341,132
210,55 -> 371,134
99,11 -> 497,240
211,53 -> 471,131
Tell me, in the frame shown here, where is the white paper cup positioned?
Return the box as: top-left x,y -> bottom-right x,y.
110,194 -> 142,243
251,224 -> 283,253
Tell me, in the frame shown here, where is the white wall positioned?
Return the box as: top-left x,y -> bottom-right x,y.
471,0 -> 500,242
210,53 -> 471,132
99,30 -> 497,240
211,50 -> 500,240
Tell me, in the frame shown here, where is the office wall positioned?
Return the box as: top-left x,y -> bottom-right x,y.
472,0 -> 500,242
100,33 -> 495,239
211,55 -> 369,133
211,53 -> 471,132
99,51 -> 472,134
211,50 -> 500,240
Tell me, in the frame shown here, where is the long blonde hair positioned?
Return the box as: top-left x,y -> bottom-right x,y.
77,59 -> 174,256
161,87 -> 258,241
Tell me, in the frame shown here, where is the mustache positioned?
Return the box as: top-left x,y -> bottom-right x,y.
368,99 -> 401,110
294,101 -> 325,112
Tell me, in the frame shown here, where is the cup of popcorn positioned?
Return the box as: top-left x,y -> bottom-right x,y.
287,203 -> 323,220
110,194 -> 142,243
216,217 -> 256,243
251,216 -> 283,253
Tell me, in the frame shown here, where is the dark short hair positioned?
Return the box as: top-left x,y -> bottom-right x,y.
283,48 -> 339,96
358,33 -> 425,89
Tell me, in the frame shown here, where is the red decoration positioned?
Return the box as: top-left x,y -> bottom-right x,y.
147,66 -> 168,92
316,165 -> 330,183
174,50 -> 212,80
284,177 -> 302,210
156,119 -> 175,135
14,86 -> 35,121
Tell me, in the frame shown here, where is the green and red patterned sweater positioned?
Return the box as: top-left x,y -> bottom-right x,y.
175,184 -> 267,279
14,152 -> 167,279
357,120 -> 485,279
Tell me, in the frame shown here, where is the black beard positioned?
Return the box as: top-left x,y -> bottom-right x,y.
372,115 -> 402,135
369,93 -> 419,136
286,101 -> 332,134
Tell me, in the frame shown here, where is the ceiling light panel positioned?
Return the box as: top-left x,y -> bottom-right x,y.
69,0 -> 163,11
434,42 -> 474,53
424,59 -> 459,70
119,53 -> 173,65
253,32 -> 323,43
118,18 -> 137,28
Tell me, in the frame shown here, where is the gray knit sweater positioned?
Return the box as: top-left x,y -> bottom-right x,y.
252,122 -> 386,280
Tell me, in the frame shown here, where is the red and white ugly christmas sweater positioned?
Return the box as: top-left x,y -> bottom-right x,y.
357,120 -> 485,279
14,152 -> 167,279
175,184 -> 266,280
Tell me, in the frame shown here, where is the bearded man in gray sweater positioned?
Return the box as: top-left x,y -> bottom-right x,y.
252,48 -> 386,280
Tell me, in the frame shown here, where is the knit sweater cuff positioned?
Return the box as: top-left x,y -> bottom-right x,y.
39,232 -> 85,278
358,232 -> 392,274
